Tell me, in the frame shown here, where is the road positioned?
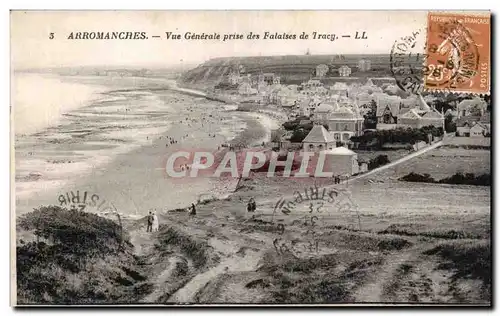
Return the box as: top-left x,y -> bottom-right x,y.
347,138 -> 446,184
258,134 -> 453,207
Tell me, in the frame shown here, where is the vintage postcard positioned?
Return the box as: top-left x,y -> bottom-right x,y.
10,10 -> 491,306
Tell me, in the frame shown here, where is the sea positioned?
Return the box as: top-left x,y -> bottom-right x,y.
13,73 -> 247,212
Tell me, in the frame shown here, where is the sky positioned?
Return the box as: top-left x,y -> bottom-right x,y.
11,11 -> 437,69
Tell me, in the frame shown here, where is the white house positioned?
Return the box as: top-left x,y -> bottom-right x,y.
302,125 -> 336,152
470,122 -> 489,137
320,147 -> 360,176
316,64 -> 329,77
457,120 -> 490,137
338,65 -> 352,77
358,59 -> 372,72
312,99 -> 364,143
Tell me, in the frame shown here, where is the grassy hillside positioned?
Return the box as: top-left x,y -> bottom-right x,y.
179,54 -> 408,88
15,206 -> 151,305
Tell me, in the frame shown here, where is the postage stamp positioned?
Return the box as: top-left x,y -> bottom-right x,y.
424,12 -> 490,94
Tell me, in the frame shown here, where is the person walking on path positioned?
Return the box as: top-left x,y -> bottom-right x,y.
247,198 -> 257,213
152,212 -> 159,232
190,203 -> 197,216
146,211 -> 153,232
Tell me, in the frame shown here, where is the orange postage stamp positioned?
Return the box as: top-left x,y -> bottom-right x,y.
424,12 -> 491,94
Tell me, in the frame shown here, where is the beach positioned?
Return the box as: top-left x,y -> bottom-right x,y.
14,74 -> 281,217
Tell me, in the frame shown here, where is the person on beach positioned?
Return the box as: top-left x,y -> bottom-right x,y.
190,203 -> 197,216
152,212 -> 159,232
146,211 -> 153,232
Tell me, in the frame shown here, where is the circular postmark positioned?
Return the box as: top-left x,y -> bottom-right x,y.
57,190 -> 116,213
390,28 -> 427,94
270,185 -> 361,258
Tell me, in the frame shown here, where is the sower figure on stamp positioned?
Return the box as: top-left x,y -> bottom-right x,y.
146,211 -> 153,232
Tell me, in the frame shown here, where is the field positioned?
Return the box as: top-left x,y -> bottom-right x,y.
371,147 -> 490,181
444,136 -> 491,148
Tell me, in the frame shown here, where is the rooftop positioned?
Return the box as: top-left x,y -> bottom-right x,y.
302,125 -> 336,143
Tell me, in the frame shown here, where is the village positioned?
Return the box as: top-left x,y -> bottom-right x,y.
208,59 -> 491,178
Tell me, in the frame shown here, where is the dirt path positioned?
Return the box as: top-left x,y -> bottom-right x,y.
167,251 -> 262,303
142,255 -> 188,303
353,250 -> 415,302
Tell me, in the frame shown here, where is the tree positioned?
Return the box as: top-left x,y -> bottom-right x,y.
363,100 -> 377,129
444,115 -> 457,133
290,129 -> 310,143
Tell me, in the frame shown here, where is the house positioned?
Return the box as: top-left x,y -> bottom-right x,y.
377,103 -> 400,124
319,146 -> 360,176
456,114 -> 491,136
312,98 -> 364,143
338,65 -> 352,77
398,109 -> 444,129
358,59 -> 372,71
457,97 -> 488,118
302,125 -> 336,152
470,122 -> 490,137
316,64 -> 329,77
397,94 -> 444,129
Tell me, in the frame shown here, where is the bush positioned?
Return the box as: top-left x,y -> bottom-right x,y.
368,155 -> 390,170
352,126 -> 443,149
399,172 -> 435,183
439,173 -> 491,186
399,172 -> 491,186
18,206 -> 128,252
16,206 -> 142,305
289,128 -> 310,143
282,121 -> 300,131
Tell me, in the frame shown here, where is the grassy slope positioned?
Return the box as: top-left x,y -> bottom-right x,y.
16,206 -> 151,305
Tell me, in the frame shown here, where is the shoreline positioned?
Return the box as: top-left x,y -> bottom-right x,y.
15,83 -> 277,219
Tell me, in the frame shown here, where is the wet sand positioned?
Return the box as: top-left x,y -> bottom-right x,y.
15,77 -> 279,218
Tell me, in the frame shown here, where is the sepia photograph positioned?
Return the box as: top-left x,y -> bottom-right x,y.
10,10 -> 491,306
